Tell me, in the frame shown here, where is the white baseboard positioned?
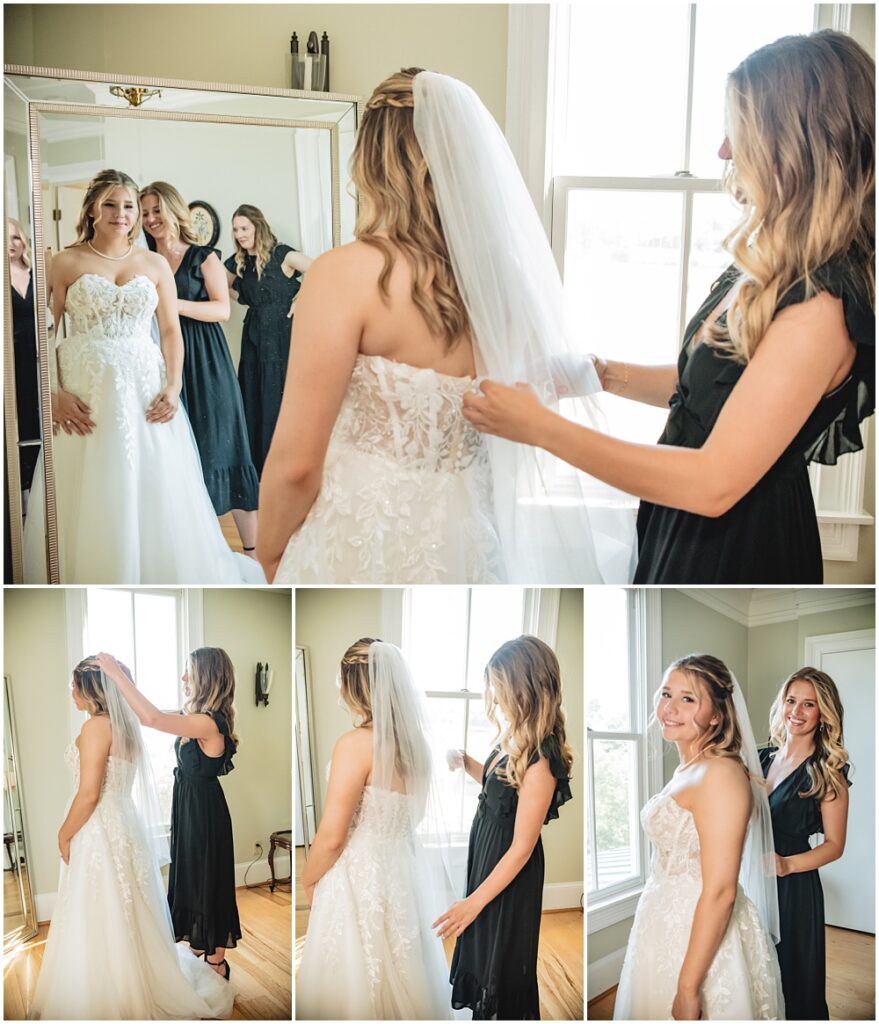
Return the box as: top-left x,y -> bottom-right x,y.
542,880 -> 583,911
587,946 -> 626,1002
35,891 -> 56,924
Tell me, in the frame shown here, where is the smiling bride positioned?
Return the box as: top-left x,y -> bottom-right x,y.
23,169 -> 264,584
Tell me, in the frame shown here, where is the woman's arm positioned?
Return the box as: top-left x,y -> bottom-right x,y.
146,256 -> 184,424
94,653 -> 220,741
461,751 -> 484,784
225,267 -> 240,302
301,730 -> 370,899
433,756 -> 556,939
673,759 -> 751,1020
463,292 -> 854,518
282,250 -> 314,277
777,781 -> 849,876
257,248 -> 364,579
50,255 -> 96,436
58,716 -> 112,863
177,252 -> 231,323
592,356 -> 679,408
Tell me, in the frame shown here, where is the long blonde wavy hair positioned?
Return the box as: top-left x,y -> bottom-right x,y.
139,181 -> 200,248
352,67 -> 470,350
769,667 -> 849,801
181,647 -> 238,747
656,654 -> 748,770
707,30 -> 874,362
485,635 -> 573,792
72,169 -> 142,245
231,204 -> 277,279
338,637 -> 382,726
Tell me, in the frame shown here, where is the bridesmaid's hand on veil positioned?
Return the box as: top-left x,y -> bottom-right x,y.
95,652 -> 125,683
462,380 -> 553,446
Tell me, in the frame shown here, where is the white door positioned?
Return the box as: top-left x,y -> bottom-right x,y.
805,629 -> 875,934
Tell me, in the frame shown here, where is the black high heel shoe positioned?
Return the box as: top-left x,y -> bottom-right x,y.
205,953 -> 231,982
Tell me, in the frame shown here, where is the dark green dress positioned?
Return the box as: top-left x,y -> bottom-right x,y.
168,712 -> 241,951
635,249 -> 874,583
176,245 -> 259,515
224,245 -> 302,475
450,737 -> 572,1020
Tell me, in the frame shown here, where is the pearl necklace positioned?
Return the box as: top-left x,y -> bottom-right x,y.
87,239 -> 133,261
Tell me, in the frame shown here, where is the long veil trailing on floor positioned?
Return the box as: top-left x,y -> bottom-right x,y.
413,71 -> 637,584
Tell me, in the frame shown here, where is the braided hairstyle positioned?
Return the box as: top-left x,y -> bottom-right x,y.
339,638 -> 382,725
351,67 -> 470,351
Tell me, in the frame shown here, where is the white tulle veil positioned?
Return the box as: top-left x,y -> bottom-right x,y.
412,71 -> 636,584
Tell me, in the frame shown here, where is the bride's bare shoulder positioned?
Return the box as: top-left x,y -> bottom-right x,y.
77,713 -> 112,749
698,755 -> 750,801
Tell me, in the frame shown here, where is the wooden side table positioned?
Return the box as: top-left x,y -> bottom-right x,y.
269,829 -> 293,892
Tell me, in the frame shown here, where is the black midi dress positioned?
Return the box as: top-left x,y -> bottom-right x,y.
760,747 -> 851,1020
224,245 -> 302,476
449,738 -> 572,1020
635,250 -> 874,583
11,272 -> 41,491
168,712 -> 242,951
175,245 -> 259,516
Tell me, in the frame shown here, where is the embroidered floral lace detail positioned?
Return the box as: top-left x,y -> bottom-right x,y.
276,354 -> 502,583
614,792 -> 783,1020
59,275 -> 165,468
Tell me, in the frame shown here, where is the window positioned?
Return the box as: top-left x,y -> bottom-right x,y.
81,588 -> 190,825
585,587 -> 661,929
403,587 -> 552,839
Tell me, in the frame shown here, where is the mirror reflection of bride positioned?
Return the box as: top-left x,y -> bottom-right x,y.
23,169 -> 264,584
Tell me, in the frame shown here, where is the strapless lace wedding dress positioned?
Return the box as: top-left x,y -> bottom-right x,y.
275,354 -> 502,583
29,745 -> 233,1020
23,274 -> 263,583
614,791 -> 784,1020
297,786 -> 456,1020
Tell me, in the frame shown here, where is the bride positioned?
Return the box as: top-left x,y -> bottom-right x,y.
23,169 -> 264,584
259,69 -> 635,585
30,658 -> 233,1020
297,639 -> 456,1019
613,655 -> 784,1020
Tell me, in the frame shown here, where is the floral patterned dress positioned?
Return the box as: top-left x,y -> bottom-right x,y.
275,354 -> 502,583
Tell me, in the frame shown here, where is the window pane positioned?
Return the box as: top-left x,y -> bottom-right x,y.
133,593 -> 179,709
686,191 -> 743,319
585,588 -> 630,731
689,4 -> 816,177
86,589 -> 134,666
466,588 -> 525,690
593,738 -> 640,889
408,589 -> 468,692
424,695 -> 469,835
558,5 -> 690,176
563,189 -> 682,444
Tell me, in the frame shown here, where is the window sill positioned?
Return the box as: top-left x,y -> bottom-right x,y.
586,884 -> 644,934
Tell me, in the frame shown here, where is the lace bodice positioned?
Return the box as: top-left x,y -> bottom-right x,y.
332,355 -> 486,472
347,785 -> 417,845
642,791 -> 702,883
65,742 -> 136,800
64,273 -> 157,339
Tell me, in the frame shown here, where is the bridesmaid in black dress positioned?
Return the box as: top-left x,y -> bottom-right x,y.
434,636 -> 572,1020
140,184 -> 259,554
224,204 -> 313,475
760,667 -> 850,1020
462,31 -> 874,584
7,218 -> 41,494
97,648 -> 242,982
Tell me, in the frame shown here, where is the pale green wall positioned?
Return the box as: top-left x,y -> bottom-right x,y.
3,588 -> 292,903
4,4 -> 509,126
295,587 -> 584,886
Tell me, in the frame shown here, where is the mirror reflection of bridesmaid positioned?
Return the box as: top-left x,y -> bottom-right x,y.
760,669 -> 851,1021
140,184 -> 260,555
7,217 -> 41,502
223,205 -> 313,476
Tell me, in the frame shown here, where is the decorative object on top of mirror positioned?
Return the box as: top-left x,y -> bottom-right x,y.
291,31 -> 330,92
109,85 -> 161,108
188,200 -> 220,248
255,662 -> 273,706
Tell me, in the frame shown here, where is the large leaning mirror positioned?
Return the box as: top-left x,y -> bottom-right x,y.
4,675 -> 38,952
4,66 -> 360,582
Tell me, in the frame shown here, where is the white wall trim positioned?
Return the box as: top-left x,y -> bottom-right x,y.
542,880 -> 582,911
681,587 -> 873,628
525,587 -> 560,647
678,588 -> 751,626
185,588 -> 204,651
35,890 -> 57,925
587,886 -> 641,935
586,945 -> 627,1001
804,628 -> 875,665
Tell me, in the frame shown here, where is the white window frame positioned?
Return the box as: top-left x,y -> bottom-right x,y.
506,2 -> 873,562
586,587 -> 663,934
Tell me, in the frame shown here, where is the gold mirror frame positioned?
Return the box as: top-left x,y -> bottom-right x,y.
4,65 -> 362,583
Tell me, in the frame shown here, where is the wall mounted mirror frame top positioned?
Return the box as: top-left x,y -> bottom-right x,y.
4,65 -> 361,583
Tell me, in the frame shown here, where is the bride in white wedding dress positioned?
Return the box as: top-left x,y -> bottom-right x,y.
23,169 -> 264,584
297,639 -> 456,1020
613,655 -> 784,1021
259,69 -> 635,585
30,658 -> 233,1020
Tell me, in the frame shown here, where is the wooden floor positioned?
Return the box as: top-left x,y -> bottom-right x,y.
296,849 -> 584,1020
3,882 -> 291,1020
587,926 -> 875,1020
